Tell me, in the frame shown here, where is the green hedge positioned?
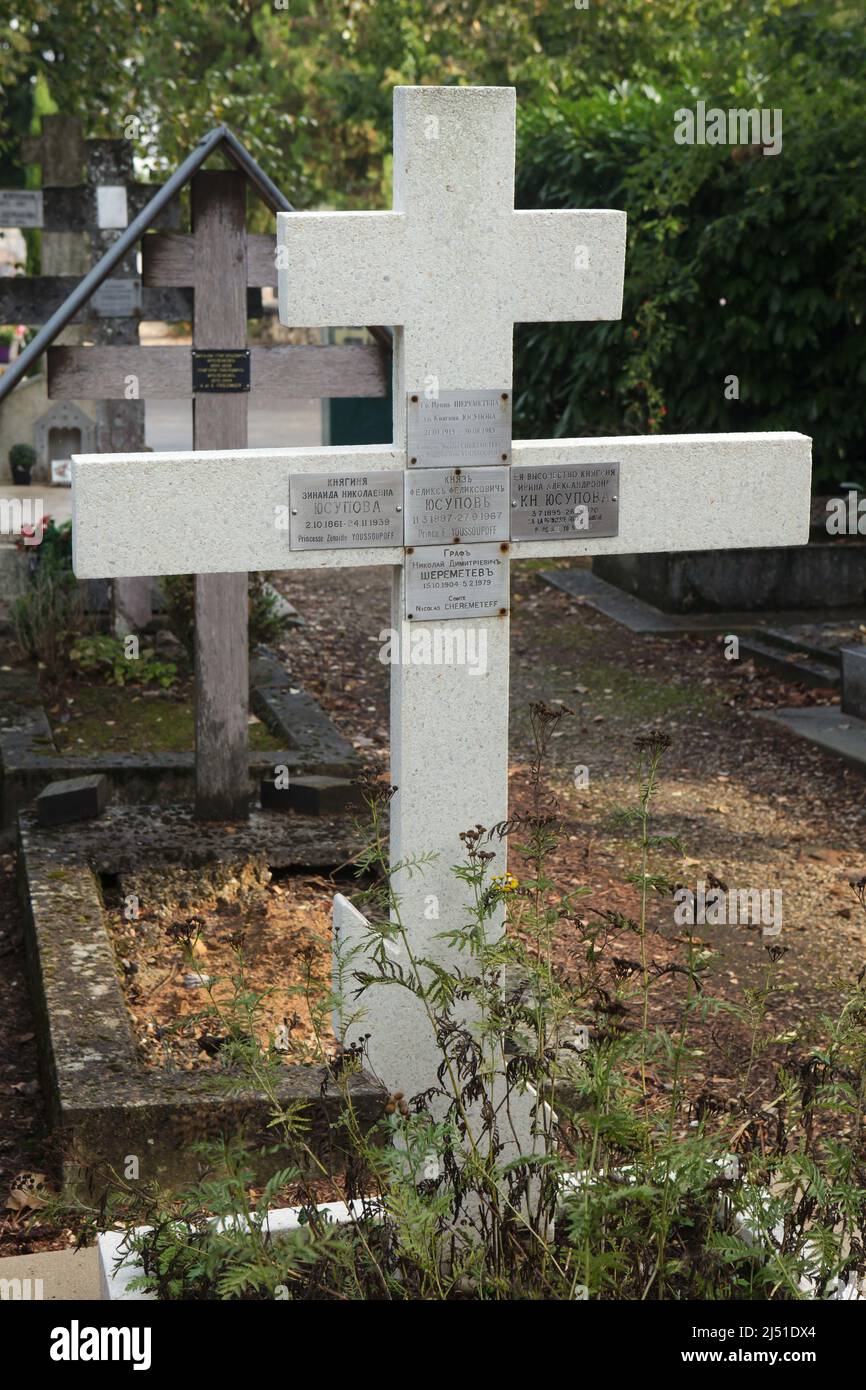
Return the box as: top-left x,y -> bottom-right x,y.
514,38 -> 866,488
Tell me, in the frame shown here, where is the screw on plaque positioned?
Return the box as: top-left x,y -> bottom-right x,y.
500,542 -> 509,553
498,607 -> 508,616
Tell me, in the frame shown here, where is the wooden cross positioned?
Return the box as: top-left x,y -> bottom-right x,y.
49,164 -> 389,821
71,87 -> 811,1102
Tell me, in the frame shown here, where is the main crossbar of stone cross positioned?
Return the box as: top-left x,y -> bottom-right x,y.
72,86 -> 811,1107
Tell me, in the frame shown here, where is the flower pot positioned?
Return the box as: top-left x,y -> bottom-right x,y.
11,463 -> 33,486
0,345 -> 11,364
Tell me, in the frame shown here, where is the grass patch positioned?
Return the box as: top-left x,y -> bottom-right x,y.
575,658 -> 718,719
48,682 -> 283,756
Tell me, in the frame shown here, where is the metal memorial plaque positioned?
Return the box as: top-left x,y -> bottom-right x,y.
192,348 -> 251,393
404,466 -> 509,546
290,471 -> 403,551
91,278 -> 142,319
96,185 -> 129,230
0,189 -> 44,228
405,543 -> 509,622
407,389 -> 511,468
510,461 -> 620,541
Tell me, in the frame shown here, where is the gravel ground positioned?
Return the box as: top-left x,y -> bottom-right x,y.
271,557 -> 866,1091
3,559 -> 865,1251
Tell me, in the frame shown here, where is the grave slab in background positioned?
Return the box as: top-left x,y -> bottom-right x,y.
760,705 -> 866,774
592,537 -> 866,615
841,644 -> 866,718
0,648 -> 356,844
539,565 -> 861,637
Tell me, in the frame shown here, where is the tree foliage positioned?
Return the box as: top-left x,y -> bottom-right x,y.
1,1 -> 863,478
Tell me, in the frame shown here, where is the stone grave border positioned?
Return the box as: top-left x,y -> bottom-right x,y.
17,801 -> 386,1196
0,647 -> 358,843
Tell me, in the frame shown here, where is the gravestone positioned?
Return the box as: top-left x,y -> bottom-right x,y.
71,85 -> 811,1113
33,401 -> 96,480
841,645 -> 866,719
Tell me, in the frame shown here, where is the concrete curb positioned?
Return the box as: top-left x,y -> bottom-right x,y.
17,803 -> 386,1195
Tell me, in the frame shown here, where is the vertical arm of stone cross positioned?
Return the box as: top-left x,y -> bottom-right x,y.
277,85 -> 626,1106
191,170 -> 250,821
383,89 -> 518,1101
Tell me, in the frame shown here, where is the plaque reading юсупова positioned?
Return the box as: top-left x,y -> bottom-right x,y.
407,389 -> 511,468
510,462 -> 619,541
405,543 -> 509,622
404,466 -> 509,546
290,471 -> 403,551
192,348 -> 251,393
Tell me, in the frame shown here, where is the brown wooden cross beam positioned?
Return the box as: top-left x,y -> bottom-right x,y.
47,166 -> 389,821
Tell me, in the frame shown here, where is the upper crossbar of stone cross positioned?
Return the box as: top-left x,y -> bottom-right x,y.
276,86 -> 627,392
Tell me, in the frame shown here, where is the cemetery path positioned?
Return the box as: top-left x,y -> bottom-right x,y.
275,560 -> 866,1116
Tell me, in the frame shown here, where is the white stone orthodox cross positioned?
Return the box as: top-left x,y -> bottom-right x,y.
72,86 -> 811,1111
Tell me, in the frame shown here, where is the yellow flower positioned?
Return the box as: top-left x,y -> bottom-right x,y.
491,872 -> 519,894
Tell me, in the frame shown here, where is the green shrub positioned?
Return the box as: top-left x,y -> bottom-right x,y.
514,11 -> 866,486
10,520 -> 89,680
9,442 -> 36,474
68,634 -> 177,689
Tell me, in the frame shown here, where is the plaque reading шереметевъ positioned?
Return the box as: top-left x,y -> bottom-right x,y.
404,467 -> 509,546
406,389 -> 511,468
405,543 -> 509,621
290,471 -> 403,551
510,462 -> 619,541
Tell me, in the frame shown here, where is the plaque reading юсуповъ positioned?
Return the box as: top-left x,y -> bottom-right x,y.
290,471 -> 403,550
404,466 -> 510,546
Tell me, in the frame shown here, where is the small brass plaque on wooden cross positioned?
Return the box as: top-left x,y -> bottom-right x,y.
191,348 -> 251,393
